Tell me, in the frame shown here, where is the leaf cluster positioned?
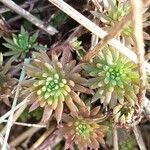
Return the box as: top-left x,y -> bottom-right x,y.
3,26 -> 47,59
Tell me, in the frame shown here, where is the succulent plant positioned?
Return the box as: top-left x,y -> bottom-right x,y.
3,26 -> 47,59
24,51 -> 89,123
120,135 -> 137,150
83,46 -> 139,106
113,103 -> 135,125
50,11 -> 68,28
91,0 -> 150,41
70,37 -> 86,60
0,53 -> 17,106
91,0 -> 132,38
59,106 -> 108,150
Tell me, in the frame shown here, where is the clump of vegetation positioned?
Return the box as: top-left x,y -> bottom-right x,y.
24,51 -> 87,123
3,26 -> 46,59
0,0 -> 149,149
70,37 -> 86,59
91,0 -> 150,42
113,103 -> 135,125
83,46 -> 139,106
0,53 -> 17,106
59,106 -> 108,149
120,135 -> 137,150
91,0 -> 132,38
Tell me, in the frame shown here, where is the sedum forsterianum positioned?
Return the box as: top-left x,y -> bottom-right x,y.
113,103 -> 135,126
83,46 -> 139,106
91,0 -> 150,42
3,26 -> 46,59
24,51 -> 89,123
91,0 -> 131,38
59,106 -> 108,150
0,53 -> 17,106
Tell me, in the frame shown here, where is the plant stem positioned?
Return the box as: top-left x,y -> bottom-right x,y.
0,0 -> 58,35
1,120 -> 46,128
133,125 -> 147,150
29,124 -> 56,150
130,0 -> 146,109
0,96 -> 29,123
113,126 -> 119,150
2,58 -> 30,150
48,0 -> 150,74
83,12 -> 132,62
9,127 -> 40,147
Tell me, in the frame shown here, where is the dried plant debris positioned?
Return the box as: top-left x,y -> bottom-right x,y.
113,103 -> 135,126
91,0 -> 132,37
0,53 -> 17,106
91,0 -> 150,42
0,0 -> 150,149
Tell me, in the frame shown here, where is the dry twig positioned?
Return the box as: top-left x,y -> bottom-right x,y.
0,95 -> 30,124
132,125 -> 147,150
91,0 -> 102,12
112,126 -> 119,150
1,102 -> 27,135
1,120 -> 46,128
83,12 -> 132,62
9,127 -> 40,147
90,3 -> 99,50
47,0 -> 150,73
1,59 -> 29,150
0,0 -> 58,35
131,0 -> 146,109
29,124 -> 56,150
